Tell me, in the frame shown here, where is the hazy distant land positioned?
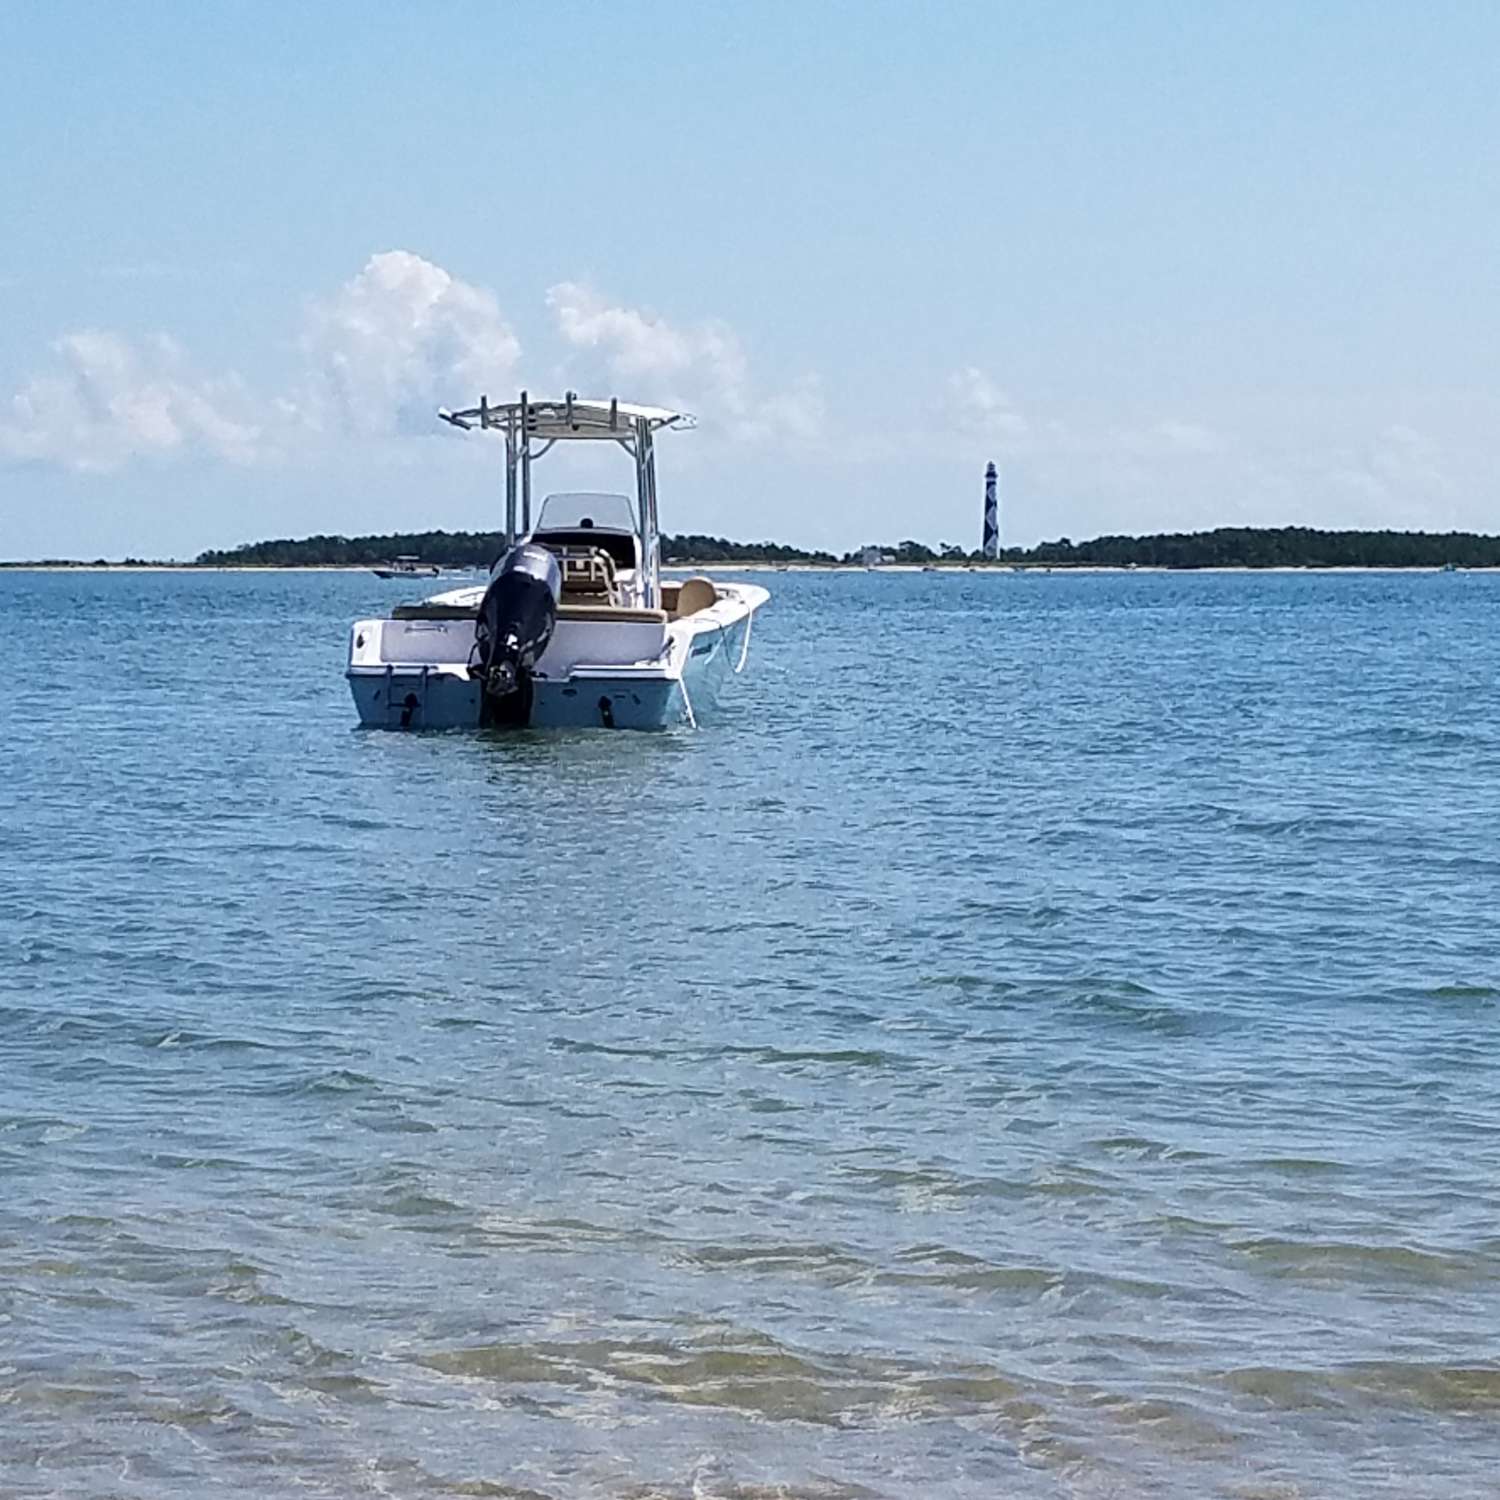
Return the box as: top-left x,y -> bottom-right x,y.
196,526 -> 1500,569
6,525 -> 1500,571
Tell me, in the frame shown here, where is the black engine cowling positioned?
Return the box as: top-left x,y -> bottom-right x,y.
471,543 -> 562,724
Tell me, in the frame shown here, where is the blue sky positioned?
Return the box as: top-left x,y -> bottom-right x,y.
2,1 -> 1496,559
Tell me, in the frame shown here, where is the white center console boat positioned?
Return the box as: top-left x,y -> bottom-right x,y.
346,393 -> 767,730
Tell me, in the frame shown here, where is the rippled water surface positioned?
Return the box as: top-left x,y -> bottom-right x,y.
4,567 -> 1500,1498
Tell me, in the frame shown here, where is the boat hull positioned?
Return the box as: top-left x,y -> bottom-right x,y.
346,591 -> 757,731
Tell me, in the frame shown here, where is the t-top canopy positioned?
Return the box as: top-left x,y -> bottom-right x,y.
437,393 -> 695,439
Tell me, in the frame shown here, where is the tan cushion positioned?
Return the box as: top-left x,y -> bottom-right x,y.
556,605 -> 668,624
674,577 -> 717,617
392,602 -> 477,620
392,602 -> 668,625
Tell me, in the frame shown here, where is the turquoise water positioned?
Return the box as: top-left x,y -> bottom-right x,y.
4,567 -> 1500,1498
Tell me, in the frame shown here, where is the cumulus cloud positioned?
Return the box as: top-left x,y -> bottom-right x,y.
0,257 -> 812,477
0,251 -> 522,471
548,280 -> 742,387
1310,422 -> 1465,523
546,280 -> 824,442
0,331 -> 263,473
942,366 -> 1237,479
23,257 -> 1443,533
301,251 -> 521,436
947,365 -> 1030,441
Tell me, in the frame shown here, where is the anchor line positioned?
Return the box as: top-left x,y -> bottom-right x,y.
713,606 -> 755,674
732,607 -> 753,673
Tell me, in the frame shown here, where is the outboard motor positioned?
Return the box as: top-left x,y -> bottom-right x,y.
471,543 -> 562,725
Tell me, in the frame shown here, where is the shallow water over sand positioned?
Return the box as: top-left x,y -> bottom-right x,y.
4,567 -> 1500,1497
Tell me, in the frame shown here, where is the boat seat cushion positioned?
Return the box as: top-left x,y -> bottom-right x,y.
392,603 -> 668,625
392,603 -> 477,620
673,577 -> 717,618
557,605 -> 667,624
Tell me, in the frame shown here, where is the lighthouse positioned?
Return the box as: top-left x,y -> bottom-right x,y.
982,461 -> 1000,560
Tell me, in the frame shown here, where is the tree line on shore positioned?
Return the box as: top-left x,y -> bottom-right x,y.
187,525 -> 1500,570
1018,527 -> 1500,569
191,530 -> 840,567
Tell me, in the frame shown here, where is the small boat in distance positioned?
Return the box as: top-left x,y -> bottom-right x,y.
347,393 -> 767,731
372,556 -> 441,579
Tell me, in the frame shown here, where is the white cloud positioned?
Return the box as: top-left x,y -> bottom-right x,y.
733,373 -> 826,443
947,365 -> 1030,441
0,258 -> 813,478
546,279 -> 823,442
1306,422 -> 1467,526
6,260 -> 1490,548
1111,419 -> 1224,457
301,251 -> 521,436
0,331 -> 263,473
0,250 -> 521,471
546,281 -> 737,385
943,369 -> 1227,465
